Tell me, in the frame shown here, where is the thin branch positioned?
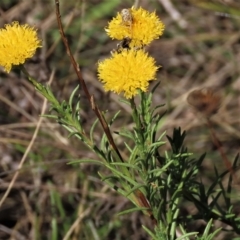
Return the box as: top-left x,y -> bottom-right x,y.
54,0 -> 123,162
158,0 -> 187,29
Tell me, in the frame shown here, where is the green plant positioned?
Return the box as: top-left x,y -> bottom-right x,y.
0,1 -> 239,239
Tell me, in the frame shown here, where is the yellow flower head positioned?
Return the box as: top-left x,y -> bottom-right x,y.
98,49 -> 159,99
106,7 -> 165,48
0,21 -> 42,73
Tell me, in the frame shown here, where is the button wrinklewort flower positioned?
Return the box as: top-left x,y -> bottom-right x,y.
98,49 -> 159,99
0,21 -> 42,73
106,7 -> 165,48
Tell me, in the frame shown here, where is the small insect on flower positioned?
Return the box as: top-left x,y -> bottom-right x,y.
121,8 -> 133,27
106,7 -> 165,48
115,37 -> 131,53
121,8 -> 133,37
187,88 -> 222,117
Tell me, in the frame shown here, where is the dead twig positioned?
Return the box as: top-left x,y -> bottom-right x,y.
54,0 -> 123,162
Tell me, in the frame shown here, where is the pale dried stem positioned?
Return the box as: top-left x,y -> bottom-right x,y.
0,70 -> 55,208
158,0 -> 187,29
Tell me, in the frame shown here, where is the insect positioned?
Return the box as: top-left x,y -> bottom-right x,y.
187,88 -> 222,117
121,8 -> 133,37
116,37 -> 131,52
121,8 -> 133,26
110,37 -> 131,54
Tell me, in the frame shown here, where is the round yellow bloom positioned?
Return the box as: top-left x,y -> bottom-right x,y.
106,7 -> 165,48
0,21 -> 41,73
98,49 -> 159,99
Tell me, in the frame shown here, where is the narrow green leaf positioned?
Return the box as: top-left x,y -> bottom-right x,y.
68,158 -> 104,165
117,207 -> 150,216
90,118 -> 99,142
142,225 -> 159,240
68,84 -> 79,107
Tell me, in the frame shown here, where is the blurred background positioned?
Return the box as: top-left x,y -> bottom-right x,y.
0,0 -> 240,239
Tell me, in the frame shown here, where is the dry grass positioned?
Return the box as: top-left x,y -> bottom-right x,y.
0,0 -> 240,239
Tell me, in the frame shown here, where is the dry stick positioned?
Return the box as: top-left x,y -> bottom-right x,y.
206,119 -> 237,183
0,181 -> 81,193
0,71 -> 55,208
54,0 -> 157,226
54,0 -> 123,162
20,191 -> 36,239
0,224 -> 26,240
0,94 -> 36,122
64,180 -> 89,240
63,208 -> 91,240
157,0 -> 187,29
